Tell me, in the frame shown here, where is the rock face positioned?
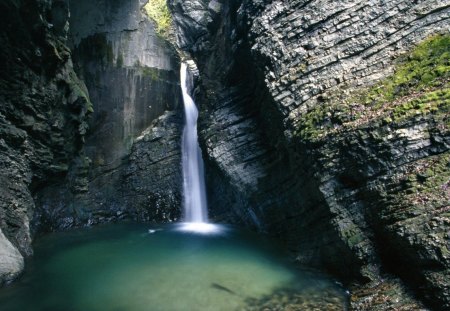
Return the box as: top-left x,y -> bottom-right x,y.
124,111 -> 183,222
70,0 -> 179,166
0,229 -> 24,286
169,0 -> 450,309
0,0 -> 184,284
34,0 -> 184,230
245,0 -> 449,137
0,0 -> 91,283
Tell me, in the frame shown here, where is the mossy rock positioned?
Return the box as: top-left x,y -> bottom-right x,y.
294,34 -> 450,141
367,34 -> 450,103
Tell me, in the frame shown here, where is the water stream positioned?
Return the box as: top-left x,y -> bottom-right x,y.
180,62 -> 208,223
179,62 -> 221,234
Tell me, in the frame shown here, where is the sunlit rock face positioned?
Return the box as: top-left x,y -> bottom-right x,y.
169,0 -> 450,309
70,0 -> 178,167
34,0 -> 184,229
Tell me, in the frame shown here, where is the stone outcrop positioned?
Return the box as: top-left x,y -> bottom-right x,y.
34,0 -> 184,230
169,0 -> 450,309
244,0 -> 449,138
70,0 -> 179,167
0,0 -> 91,283
123,111 -> 183,222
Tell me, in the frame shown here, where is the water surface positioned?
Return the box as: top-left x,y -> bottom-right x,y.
0,223 -> 347,311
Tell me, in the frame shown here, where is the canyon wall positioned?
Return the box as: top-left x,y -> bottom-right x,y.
0,0 -> 91,284
169,0 -> 450,309
34,0 -> 184,231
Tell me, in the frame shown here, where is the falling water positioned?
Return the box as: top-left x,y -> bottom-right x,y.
180,62 -> 208,224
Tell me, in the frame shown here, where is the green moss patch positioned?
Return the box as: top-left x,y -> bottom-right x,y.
392,87 -> 450,124
382,152 -> 450,224
141,66 -> 160,80
68,69 -> 93,118
294,34 -> 450,141
401,153 -> 450,209
143,0 -> 172,38
367,34 -> 450,103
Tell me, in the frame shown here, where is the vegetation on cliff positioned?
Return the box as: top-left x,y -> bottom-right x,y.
395,153 -> 449,212
291,33 -> 449,309
368,34 -> 449,101
143,0 -> 172,38
295,34 -> 450,141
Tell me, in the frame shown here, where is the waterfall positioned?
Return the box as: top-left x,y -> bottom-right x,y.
180,62 -> 208,224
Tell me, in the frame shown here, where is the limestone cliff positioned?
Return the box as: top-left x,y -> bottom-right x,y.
169,0 -> 450,309
34,0 -> 184,230
0,0 -> 448,308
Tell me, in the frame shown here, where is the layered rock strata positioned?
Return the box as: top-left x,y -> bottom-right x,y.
169,0 -> 450,308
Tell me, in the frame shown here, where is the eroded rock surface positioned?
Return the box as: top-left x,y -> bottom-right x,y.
1,0 -> 184,283
169,0 -> 450,308
0,0 -> 90,283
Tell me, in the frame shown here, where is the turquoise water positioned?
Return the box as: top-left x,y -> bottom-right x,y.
0,223 -> 347,311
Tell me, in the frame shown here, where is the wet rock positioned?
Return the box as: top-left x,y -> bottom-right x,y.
34,110 -> 184,229
69,0 -> 181,183
350,278 -> 428,311
0,229 -> 24,286
244,284 -> 347,311
123,111 -> 183,222
0,1 -> 183,282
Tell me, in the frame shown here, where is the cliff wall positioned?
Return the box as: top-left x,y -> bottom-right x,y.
169,0 -> 450,308
34,0 -> 184,230
0,0 -> 90,284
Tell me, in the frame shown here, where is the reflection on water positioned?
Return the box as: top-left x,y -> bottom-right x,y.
0,223 -> 347,311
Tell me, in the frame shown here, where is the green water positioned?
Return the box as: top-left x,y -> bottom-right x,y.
0,223 -> 347,311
